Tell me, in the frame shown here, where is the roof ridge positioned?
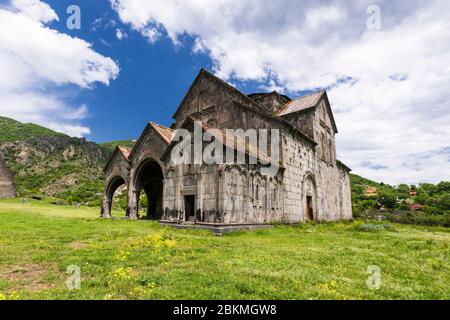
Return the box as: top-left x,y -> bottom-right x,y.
276,89 -> 325,116
292,89 -> 325,101
117,145 -> 132,158
149,121 -> 174,144
149,121 -> 173,131
172,68 -> 266,119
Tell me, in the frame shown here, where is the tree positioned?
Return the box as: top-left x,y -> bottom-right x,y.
378,190 -> 397,209
420,183 -> 437,196
396,184 -> 410,199
424,194 -> 450,215
437,181 -> 450,194
415,188 -> 430,205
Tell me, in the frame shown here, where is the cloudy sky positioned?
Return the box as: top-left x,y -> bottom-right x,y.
0,0 -> 449,185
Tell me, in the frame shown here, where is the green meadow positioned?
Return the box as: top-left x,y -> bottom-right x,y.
0,199 -> 448,300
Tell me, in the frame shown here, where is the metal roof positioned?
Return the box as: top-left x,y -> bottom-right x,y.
276,90 -> 325,116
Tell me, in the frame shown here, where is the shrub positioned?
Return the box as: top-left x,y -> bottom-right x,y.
384,212 -> 450,227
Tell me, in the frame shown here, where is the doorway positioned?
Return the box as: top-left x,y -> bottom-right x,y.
134,160 -> 164,220
306,196 -> 314,221
184,195 -> 195,221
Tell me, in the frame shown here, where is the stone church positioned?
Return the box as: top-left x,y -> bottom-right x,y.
102,69 -> 352,229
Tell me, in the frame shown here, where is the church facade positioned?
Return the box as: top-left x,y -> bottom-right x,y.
101,69 -> 352,226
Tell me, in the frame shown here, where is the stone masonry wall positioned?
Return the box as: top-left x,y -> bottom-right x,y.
0,159 -> 15,198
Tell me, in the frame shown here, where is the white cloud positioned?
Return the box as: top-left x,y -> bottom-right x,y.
115,27 -> 127,40
11,0 -> 58,23
111,0 -> 450,184
0,0 -> 119,137
141,26 -> 160,43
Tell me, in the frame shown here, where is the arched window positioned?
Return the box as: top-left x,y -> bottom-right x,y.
328,139 -> 334,164
320,133 -> 327,161
256,184 -> 259,200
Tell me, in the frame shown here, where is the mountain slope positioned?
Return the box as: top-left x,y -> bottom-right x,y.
0,117 -> 66,143
0,117 -> 132,204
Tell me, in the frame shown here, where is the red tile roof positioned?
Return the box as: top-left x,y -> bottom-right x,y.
410,203 -> 424,210
149,122 -> 174,144
117,146 -> 131,159
277,90 -> 325,116
365,187 -> 378,194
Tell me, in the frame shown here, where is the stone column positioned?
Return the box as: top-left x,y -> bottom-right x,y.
127,189 -> 139,220
101,196 -> 111,219
197,172 -> 203,219
161,178 -> 167,220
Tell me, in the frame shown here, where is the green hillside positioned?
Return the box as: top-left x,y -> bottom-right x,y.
350,173 -> 384,188
350,173 -> 450,226
100,140 -> 135,152
0,117 -> 66,143
0,117 -> 113,204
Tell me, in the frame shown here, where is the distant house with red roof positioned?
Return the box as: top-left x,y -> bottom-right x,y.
409,203 -> 424,211
364,187 -> 378,198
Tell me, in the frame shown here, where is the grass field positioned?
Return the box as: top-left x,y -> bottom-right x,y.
0,199 -> 449,300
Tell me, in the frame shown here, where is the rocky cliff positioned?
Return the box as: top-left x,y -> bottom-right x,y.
0,117 -> 132,203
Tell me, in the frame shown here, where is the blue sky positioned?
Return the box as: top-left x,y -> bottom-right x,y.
41,0 -> 275,143
0,0 -> 449,184
42,0 -> 216,142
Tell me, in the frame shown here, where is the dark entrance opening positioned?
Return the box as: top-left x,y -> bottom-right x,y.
184,195 -> 195,221
135,160 -> 163,220
105,176 -> 127,218
306,196 -> 314,221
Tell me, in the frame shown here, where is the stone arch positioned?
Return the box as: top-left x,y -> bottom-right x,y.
302,172 -> 318,221
102,175 -> 128,218
129,157 -> 165,220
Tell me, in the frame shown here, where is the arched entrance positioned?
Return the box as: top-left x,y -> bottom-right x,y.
303,174 -> 318,222
102,176 -> 127,218
133,159 -> 164,220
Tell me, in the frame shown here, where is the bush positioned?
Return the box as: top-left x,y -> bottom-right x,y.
377,190 -> 397,209
384,212 -> 450,227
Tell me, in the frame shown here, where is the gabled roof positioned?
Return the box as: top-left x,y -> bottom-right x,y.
232,100 -> 317,147
103,145 -> 132,173
149,122 -> 173,144
128,121 -> 174,160
277,90 -> 325,116
117,146 -> 132,159
172,68 -> 264,119
277,90 -> 338,133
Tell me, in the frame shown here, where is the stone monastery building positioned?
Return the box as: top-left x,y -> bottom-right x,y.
102,69 -> 352,228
